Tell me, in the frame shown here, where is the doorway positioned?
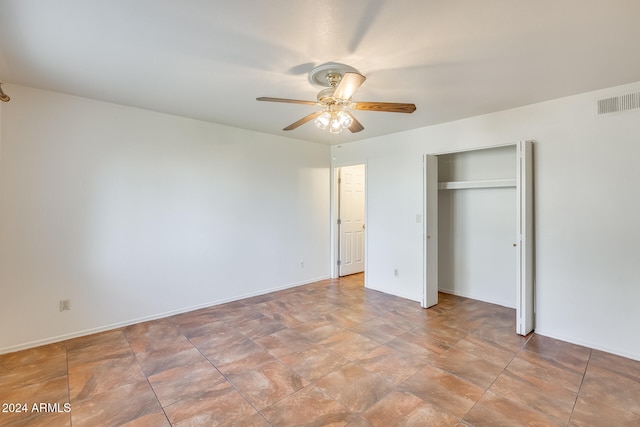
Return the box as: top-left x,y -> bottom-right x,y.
334,164 -> 366,277
423,141 -> 534,336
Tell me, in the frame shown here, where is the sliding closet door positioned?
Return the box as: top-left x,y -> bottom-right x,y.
516,141 -> 534,335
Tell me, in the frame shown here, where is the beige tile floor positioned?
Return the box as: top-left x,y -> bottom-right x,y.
1,273 -> 639,426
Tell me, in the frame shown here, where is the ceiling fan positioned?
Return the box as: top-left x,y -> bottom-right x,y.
257,63 -> 416,134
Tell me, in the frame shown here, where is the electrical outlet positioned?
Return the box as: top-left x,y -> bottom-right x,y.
394,269 -> 399,277
60,299 -> 70,312
300,260 -> 304,269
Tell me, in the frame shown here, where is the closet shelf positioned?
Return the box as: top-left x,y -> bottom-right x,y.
438,178 -> 516,190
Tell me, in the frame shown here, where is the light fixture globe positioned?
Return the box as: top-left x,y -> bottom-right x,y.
336,111 -> 352,128
329,117 -> 343,133
314,111 -> 330,129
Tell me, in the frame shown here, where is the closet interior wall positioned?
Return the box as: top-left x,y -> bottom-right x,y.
437,145 -> 518,308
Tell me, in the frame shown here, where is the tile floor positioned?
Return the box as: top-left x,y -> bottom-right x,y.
1,273 -> 639,426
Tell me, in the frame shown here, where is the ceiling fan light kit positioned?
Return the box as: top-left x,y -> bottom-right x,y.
316,110 -> 353,133
257,62 -> 416,134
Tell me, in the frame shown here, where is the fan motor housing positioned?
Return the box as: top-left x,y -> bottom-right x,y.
317,87 -> 336,103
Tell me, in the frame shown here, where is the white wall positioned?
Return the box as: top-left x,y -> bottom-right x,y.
438,187 -> 517,308
437,146 -> 518,308
332,81 -> 640,360
0,84 -> 331,353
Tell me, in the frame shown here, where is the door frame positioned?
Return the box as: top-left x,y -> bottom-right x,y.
423,140 -> 534,335
330,160 -> 368,280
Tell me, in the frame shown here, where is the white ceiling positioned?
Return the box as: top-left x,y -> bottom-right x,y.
1,0 -> 639,145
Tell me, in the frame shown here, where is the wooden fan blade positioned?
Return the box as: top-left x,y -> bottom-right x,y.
283,111 -> 323,131
345,112 -> 364,133
333,72 -> 366,100
257,97 -> 318,106
353,102 -> 416,113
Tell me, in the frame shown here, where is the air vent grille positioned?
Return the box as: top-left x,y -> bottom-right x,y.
597,92 -> 640,115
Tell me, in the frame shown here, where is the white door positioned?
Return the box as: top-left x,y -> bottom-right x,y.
516,140 -> 534,335
339,164 -> 365,276
423,155 -> 438,308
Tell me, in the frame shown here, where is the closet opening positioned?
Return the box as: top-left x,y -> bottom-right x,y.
423,141 -> 533,335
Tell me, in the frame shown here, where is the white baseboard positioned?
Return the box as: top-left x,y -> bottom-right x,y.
0,275 -> 330,355
534,329 -> 640,362
364,283 -> 421,304
438,287 -> 516,309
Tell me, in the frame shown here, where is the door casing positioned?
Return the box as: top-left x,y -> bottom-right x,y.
330,161 -> 367,281
337,164 -> 366,276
